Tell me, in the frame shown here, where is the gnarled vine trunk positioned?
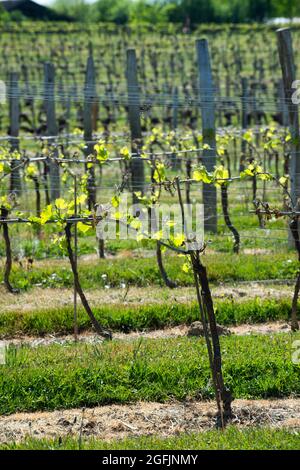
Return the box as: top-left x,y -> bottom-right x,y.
292,271 -> 300,332
221,184 -> 240,253
98,238 -> 105,259
252,175 -> 264,228
33,176 -> 41,238
191,251 -> 233,427
156,241 -> 177,289
290,215 -> 300,331
1,207 -> 19,294
147,203 -> 176,289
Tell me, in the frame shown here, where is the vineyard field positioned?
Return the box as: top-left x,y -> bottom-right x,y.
0,20 -> 300,453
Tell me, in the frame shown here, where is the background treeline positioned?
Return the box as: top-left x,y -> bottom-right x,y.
51,0 -> 300,24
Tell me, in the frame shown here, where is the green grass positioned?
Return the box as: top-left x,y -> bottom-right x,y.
5,251 -> 298,291
0,333 -> 299,415
0,297 -> 296,337
2,427 -> 299,450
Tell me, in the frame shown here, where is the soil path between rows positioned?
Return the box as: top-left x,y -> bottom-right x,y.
2,320 -> 293,348
0,282 -> 294,314
0,399 -> 299,445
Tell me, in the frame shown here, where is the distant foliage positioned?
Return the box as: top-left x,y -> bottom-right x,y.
51,0 -> 300,24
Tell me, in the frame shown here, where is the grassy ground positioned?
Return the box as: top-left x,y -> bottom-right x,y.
3,251 -> 297,291
0,296 -> 296,337
0,332 -> 299,415
1,427 -> 299,450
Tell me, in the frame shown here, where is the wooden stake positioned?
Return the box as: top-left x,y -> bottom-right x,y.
44,62 -> 60,200
83,52 -> 97,209
241,77 -> 248,170
277,28 -> 300,208
8,72 -> 21,193
126,48 -> 144,203
196,39 -> 217,233
277,28 -> 300,247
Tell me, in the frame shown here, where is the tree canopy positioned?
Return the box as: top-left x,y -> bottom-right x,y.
3,0 -> 300,24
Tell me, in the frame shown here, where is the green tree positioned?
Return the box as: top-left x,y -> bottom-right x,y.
0,4 -> 11,21
271,0 -> 300,18
130,1 -> 172,24
247,0 -> 273,21
167,0 -> 215,23
93,0 -> 130,24
53,0 -> 92,21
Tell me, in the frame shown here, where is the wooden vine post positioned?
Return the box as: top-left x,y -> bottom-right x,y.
196,39 -> 217,233
172,86 -> 179,131
171,86 -> 180,170
126,48 -> 144,204
83,48 -> 104,257
241,77 -> 248,170
277,28 -> 300,248
9,72 -> 21,193
44,62 -> 60,200
278,79 -> 289,127
83,47 -> 97,210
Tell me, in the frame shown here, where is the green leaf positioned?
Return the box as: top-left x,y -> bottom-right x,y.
153,162 -> 166,183
25,164 -> 38,178
77,194 -> 87,205
279,176 -> 288,186
173,233 -> 185,247
182,262 -> 191,273
213,165 -> 229,186
55,198 -> 68,210
111,195 -> 120,208
243,130 -> 253,143
28,216 -> 42,224
120,147 -> 131,160
95,142 -> 109,162
40,205 -> 53,224
77,222 -> 91,234
192,166 -> 213,184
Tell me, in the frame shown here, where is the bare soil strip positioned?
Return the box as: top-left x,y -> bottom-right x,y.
2,320 -> 292,349
0,399 -> 299,444
0,283 -> 294,314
